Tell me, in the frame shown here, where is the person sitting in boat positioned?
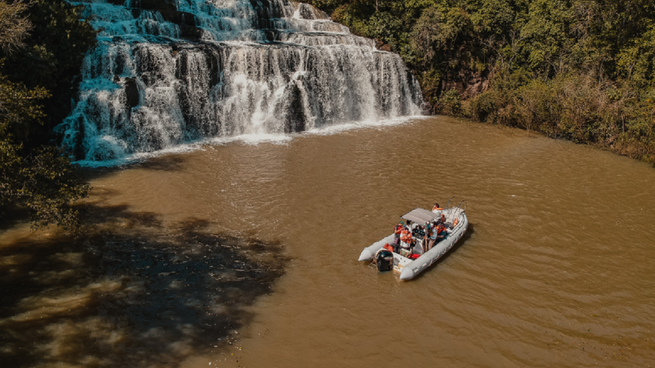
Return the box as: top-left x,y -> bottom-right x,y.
432,202 -> 443,213
399,226 -> 413,258
435,222 -> 451,242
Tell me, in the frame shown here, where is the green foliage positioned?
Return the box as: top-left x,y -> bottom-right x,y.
467,72 -> 655,162
0,73 -> 89,231
1,0 -> 97,136
0,0 -> 93,230
436,89 -> 462,116
309,0 -> 655,163
0,143 -> 89,230
520,0 -> 574,75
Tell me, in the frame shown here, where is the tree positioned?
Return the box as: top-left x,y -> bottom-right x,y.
0,0 -> 30,53
1,0 -> 97,140
0,0 -> 89,231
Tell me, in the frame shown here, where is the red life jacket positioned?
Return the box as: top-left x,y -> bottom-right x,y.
394,224 -> 403,234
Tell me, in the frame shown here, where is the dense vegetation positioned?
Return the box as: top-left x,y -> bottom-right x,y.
0,0 -> 95,231
309,0 -> 655,163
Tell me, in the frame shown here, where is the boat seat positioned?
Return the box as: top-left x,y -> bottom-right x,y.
412,240 -> 424,256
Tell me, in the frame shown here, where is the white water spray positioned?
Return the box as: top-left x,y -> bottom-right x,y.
58,0 -> 423,161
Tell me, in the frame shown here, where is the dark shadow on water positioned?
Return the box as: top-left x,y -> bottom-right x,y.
77,153 -> 189,184
0,203 -> 288,368
1,155 -> 190,232
0,205 -> 30,232
133,155 -> 187,172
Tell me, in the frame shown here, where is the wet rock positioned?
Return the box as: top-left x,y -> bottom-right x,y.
125,77 -> 140,108
180,24 -> 202,41
206,48 -> 221,88
74,115 -> 86,161
285,81 -> 306,133
264,30 -> 281,43
249,0 -> 286,28
133,0 -> 177,13
298,4 -> 315,20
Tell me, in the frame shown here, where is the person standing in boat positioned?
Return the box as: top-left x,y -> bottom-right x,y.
393,221 -> 404,253
399,226 -> 413,258
424,222 -> 433,252
427,222 -> 438,250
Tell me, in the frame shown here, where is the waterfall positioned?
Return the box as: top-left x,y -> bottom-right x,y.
58,0 -> 424,162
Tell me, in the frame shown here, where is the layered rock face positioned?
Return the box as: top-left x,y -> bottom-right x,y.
59,0 -> 423,161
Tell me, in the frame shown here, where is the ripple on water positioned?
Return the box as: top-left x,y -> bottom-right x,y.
2,117 -> 655,367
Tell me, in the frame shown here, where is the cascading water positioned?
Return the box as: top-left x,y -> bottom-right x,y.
58,0 -> 424,162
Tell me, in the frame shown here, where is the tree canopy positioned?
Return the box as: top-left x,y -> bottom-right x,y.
0,0 -> 95,231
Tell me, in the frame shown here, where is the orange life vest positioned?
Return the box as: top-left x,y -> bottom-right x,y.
432,205 -> 443,212
400,229 -> 412,243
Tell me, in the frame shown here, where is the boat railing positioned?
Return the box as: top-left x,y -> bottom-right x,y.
447,200 -> 467,224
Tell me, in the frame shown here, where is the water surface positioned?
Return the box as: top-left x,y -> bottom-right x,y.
2,117 -> 654,367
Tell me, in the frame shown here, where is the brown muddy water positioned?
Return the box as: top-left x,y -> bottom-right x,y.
1,116 -> 655,368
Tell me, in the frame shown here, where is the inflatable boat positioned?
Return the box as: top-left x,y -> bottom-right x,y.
358,205 -> 468,280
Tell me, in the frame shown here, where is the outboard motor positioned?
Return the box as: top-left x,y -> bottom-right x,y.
376,250 -> 394,272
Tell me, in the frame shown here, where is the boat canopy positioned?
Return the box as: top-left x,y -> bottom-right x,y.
401,208 -> 438,224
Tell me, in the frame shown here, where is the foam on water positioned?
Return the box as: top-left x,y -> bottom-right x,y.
60,0 -> 424,162
74,116 -> 424,167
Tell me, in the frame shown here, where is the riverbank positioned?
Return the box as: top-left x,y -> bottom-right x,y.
457,73 -> 655,165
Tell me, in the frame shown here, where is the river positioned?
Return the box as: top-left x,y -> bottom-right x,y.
1,116 -> 654,368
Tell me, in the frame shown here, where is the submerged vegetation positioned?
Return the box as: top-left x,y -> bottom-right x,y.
309,0 -> 655,163
0,0 -> 95,230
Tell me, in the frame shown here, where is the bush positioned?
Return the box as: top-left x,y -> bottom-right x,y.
436,89 -> 462,116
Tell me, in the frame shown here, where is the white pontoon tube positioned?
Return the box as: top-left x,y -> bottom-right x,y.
358,206 -> 468,280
